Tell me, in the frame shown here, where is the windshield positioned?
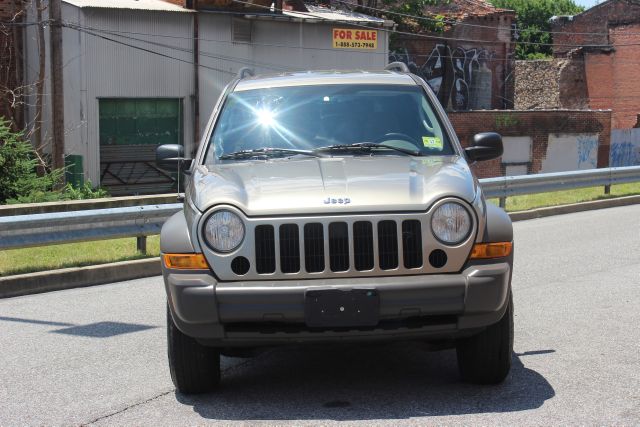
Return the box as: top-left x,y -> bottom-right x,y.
204,84 -> 455,163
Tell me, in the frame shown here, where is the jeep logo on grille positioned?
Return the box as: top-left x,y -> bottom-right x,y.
323,197 -> 351,205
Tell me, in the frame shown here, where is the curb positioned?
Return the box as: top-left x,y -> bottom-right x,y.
0,258 -> 161,298
1,195 -> 638,299
508,194 -> 640,221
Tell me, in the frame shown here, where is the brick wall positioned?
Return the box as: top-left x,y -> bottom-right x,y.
390,13 -> 515,111
584,24 -> 640,129
449,110 -> 612,178
0,0 -> 23,129
551,0 -> 640,57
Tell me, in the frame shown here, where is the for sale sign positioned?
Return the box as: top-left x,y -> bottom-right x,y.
332,28 -> 378,50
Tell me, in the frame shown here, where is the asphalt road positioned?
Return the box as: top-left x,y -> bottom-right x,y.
1,205 -> 639,426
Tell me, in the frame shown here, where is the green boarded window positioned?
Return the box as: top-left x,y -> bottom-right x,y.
99,98 -> 183,146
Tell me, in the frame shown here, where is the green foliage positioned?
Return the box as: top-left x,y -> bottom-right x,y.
378,0 -> 449,33
7,181 -> 109,204
490,0 -> 584,59
61,181 -> 109,200
0,118 -> 110,205
0,118 -> 63,204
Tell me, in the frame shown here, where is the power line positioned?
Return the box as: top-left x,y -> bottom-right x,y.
12,13 -> 640,49
71,26 -> 236,76
0,20 -> 48,27
65,21 -> 521,61
64,22 -> 289,72
229,0 -> 612,49
333,0 -> 624,37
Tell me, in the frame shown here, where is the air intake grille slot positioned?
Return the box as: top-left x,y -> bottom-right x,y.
353,221 -> 374,271
304,223 -> 324,273
378,220 -> 398,270
279,224 -> 300,273
402,220 -> 423,269
255,225 -> 275,274
329,222 -> 349,272
242,215 -> 444,278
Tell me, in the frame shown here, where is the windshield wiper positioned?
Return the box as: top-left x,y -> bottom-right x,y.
313,142 -> 423,157
218,147 -> 323,160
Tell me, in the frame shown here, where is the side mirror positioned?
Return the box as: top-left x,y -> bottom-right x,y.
465,132 -> 503,162
156,144 -> 192,174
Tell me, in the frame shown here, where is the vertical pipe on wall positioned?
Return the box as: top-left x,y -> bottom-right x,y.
50,0 -> 65,173
192,2 -> 200,156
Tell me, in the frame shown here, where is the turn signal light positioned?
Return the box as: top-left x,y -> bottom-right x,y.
469,242 -> 513,259
163,253 -> 209,270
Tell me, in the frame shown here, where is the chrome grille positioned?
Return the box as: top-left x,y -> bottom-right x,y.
204,200 -> 479,281
254,219 -> 408,275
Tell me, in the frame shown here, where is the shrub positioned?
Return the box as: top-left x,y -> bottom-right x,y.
0,118 -> 110,205
0,118 -> 62,204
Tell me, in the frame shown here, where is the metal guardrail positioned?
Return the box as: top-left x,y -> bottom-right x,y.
0,204 -> 182,251
0,166 -> 639,251
480,165 -> 640,199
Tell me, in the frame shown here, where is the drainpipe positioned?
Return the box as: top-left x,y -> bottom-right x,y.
192,1 -> 200,157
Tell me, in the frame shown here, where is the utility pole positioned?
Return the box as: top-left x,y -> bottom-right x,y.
49,0 -> 65,173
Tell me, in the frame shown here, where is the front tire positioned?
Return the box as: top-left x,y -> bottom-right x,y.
456,292 -> 513,384
167,304 -> 221,394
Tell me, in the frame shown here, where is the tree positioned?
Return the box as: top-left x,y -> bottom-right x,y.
0,118 -> 62,204
379,0 -> 447,33
490,0 -> 584,59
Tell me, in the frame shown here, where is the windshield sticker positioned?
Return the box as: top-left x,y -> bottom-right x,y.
422,136 -> 443,150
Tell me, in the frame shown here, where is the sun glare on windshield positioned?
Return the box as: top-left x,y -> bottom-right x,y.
256,108 -> 275,127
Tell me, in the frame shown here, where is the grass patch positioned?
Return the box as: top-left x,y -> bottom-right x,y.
0,236 -> 160,277
488,182 -> 640,212
1,182 -> 639,277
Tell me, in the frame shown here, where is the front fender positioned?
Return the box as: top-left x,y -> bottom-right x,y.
482,203 -> 513,243
160,211 -> 196,253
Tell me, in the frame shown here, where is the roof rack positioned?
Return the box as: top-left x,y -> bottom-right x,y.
237,67 -> 255,79
385,62 -> 410,73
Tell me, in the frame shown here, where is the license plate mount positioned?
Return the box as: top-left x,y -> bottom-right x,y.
304,288 -> 379,328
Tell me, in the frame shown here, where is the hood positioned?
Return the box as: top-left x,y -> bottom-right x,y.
188,155 -> 478,216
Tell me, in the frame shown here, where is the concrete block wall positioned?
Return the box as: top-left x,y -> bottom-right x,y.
449,110 -> 612,178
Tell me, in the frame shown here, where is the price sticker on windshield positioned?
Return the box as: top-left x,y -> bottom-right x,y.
422,136 -> 443,151
332,29 -> 378,50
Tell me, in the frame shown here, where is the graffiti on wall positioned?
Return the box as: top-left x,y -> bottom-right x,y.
541,133 -> 599,173
611,129 -> 640,167
389,44 -> 496,110
577,135 -> 598,169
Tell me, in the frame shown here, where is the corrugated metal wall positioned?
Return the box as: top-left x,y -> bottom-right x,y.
83,8 -> 195,186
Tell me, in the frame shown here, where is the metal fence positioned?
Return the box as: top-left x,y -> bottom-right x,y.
1,166 -> 639,251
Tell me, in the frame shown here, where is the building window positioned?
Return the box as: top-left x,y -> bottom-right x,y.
232,17 -> 252,43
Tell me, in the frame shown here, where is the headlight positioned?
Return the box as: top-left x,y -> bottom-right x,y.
431,202 -> 472,245
203,210 -> 245,252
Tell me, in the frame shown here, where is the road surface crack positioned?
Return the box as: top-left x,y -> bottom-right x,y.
79,357 -> 259,426
80,389 -> 175,426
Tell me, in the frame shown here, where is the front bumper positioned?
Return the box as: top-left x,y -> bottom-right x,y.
163,258 -> 512,346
